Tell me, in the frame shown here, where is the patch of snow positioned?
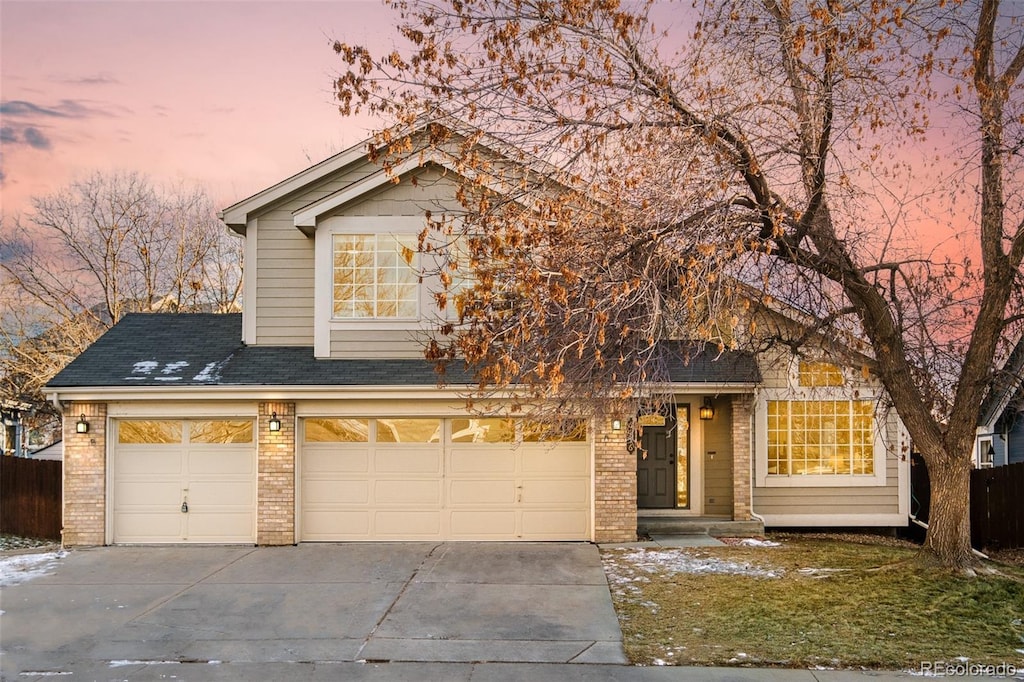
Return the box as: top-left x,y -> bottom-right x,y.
131,361 -> 159,375
192,356 -> 231,383
18,673 -> 73,677
153,376 -> 182,381
606,548 -> 783,579
738,538 -> 780,547
161,361 -> 189,374
652,659 -> 668,666
0,551 -> 66,587
108,660 -> 181,668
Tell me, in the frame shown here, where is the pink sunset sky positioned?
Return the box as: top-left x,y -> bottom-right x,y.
1,0 -> 397,220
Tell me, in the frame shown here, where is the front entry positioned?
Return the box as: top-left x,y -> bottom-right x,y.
636,407 -> 689,509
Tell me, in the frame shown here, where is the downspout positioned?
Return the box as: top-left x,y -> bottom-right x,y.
748,389 -> 767,528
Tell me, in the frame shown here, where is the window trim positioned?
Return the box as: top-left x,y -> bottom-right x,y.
314,216 -> 430,357
755,387 -> 888,488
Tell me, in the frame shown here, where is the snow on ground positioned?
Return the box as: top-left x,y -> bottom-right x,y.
604,547 -> 783,582
0,550 -> 66,587
738,538 -> 781,547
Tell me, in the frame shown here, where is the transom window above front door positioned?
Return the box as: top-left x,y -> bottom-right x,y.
333,234 -> 419,319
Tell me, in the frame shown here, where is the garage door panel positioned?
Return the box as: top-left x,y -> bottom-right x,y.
304,478 -> 369,504
374,448 -> 441,474
116,450 -> 183,475
374,510 -> 441,536
373,479 -> 441,505
522,479 -> 589,505
185,513 -> 255,542
187,480 -> 255,507
450,510 -> 516,536
188,448 -> 255,475
114,513 -> 184,542
303,449 -> 369,473
448,479 -> 516,505
449,449 -> 516,474
522,447 -> 588,473
113,479 -> 181,507
304,510 -> 370,538
522,510 -> 588,537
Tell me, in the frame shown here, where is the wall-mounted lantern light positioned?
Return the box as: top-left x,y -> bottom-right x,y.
611,419 -> 622,432
76,414 -> 90,434
699,398 -> 715,421
268,412 -> 282,432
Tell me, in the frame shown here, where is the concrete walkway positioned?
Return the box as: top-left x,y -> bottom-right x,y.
1,543 -> 1000,681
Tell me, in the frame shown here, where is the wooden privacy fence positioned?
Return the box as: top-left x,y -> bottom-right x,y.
971,461 -> 1024,551
0,455 -> 62,540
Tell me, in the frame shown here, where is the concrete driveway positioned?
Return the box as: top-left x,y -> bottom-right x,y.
0,543 -> 626,678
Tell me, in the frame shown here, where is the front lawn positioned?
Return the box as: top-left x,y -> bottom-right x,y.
601,534 -> 1024,671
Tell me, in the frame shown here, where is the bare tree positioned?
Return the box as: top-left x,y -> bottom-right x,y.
0,172 -> 243,425
334,0 -> 1023,570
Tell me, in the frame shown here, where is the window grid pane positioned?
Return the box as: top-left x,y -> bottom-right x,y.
333,234 -> 418,319
766,400 -> 874,477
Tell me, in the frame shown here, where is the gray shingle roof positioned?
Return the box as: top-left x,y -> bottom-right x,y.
46,313 -> 760,389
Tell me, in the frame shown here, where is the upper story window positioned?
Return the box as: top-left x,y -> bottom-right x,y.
332,234 -> 418,319
798,361 -> 845,387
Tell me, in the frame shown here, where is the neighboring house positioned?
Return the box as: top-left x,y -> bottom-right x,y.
45,126 -> 910,547
28,440 -> 63,461
976,340 -> 1024,468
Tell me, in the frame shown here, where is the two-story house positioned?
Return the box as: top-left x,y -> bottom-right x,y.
46,126 -> 910,546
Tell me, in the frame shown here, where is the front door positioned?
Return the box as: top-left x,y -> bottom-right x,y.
637,420 -> 677,508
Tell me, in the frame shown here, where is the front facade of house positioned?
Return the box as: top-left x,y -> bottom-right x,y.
47,132 -> 910,546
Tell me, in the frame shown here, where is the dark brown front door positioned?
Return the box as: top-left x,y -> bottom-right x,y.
637,423 -> 676,508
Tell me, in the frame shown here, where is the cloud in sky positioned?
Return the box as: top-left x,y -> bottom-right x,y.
56,73 -> 120,86
0,125 -> 53,150
0,98 -> 118,119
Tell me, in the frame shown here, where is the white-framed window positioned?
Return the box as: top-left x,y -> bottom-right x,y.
332,233 -> 419,319
755,358 -> 888,487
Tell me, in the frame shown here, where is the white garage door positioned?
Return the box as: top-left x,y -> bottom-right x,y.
111,419 -> 256,543
300,417 -> 591,541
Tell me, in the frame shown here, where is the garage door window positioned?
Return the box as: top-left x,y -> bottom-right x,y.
118,420 -> 182,444
190,420 -> 254,444
305,418 -> 370,442
376,418 -> 441,443
523,419 -> 588,442
451,417 -> 516,443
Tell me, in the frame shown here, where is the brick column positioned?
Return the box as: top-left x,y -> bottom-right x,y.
258,401 -> 296,545
62,402 -> 107,547
593,417 -> 637,543
731,395 -> 753,521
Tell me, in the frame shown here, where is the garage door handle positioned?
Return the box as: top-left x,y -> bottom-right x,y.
181,501 -> 188,513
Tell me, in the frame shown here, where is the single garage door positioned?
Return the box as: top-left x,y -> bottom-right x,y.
111,419 -> 256,543
300,417 -> 590,541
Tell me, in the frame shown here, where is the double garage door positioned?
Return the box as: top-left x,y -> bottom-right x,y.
111,416 -> 591,543
300,417 -> 592,541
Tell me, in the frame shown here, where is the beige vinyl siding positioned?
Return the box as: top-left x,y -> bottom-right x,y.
333,166 -> 464,217
329,329 -> 429,359
703,399 -> 734,516
753,406 -> 902,516
253,163 -> 379,346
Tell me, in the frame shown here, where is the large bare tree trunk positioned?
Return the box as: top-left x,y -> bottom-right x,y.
921,452 -> 975,570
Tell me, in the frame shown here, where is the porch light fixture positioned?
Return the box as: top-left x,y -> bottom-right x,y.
76,414 -> 89,434
268,412 -> 282,432
611,419 -> 622,431
699,398 -> 715,421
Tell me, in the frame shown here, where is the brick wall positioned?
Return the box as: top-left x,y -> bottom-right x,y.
62,402 -> 107,547
593,417 -> 637,542
731,395 -> 753,521
258,401 -> 295,545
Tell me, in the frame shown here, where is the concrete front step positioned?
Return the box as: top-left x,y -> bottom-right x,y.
637,515 -> 765,537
